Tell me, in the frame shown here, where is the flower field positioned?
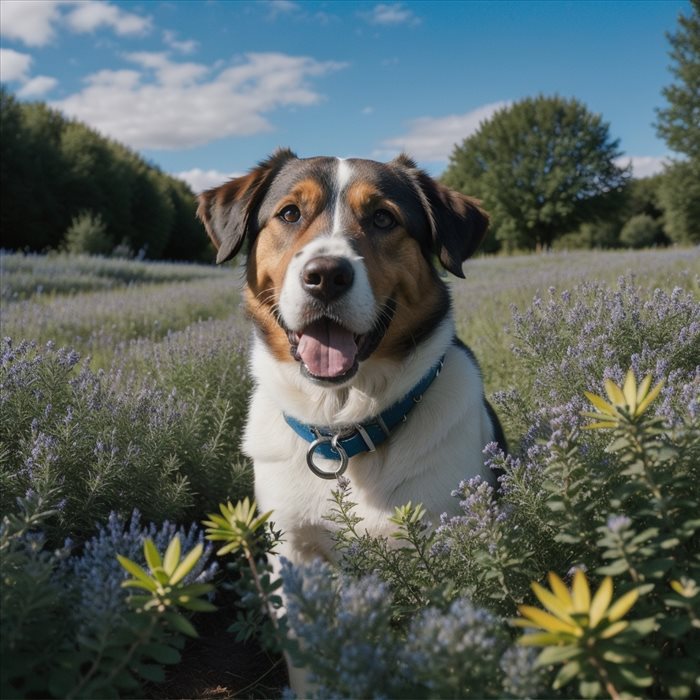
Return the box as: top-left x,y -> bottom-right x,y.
1,247 -> 698,698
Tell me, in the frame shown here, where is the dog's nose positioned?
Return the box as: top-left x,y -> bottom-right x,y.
302,256 -> 355,302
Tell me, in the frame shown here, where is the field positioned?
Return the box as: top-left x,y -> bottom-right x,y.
1,247 -> 699,699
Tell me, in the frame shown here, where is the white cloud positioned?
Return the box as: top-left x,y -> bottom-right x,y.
0,47 -> 33,82
64,1 -> 151,36
175,168 -> 243,193
51,52 -> 346,150
163,29 -> 198,55
377,102 -> 510,162
0,0 -> 151,47
364,3 -> 420,26
614,155 -> 669,179
125,51 -> 208,85
0,0 -> 62,46
16,74 -> 58,97
266,0 -> 300,19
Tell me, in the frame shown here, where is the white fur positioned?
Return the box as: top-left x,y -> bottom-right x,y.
331,158 -> 352,237
278,233 -> 376,335
244,308 -> 495,567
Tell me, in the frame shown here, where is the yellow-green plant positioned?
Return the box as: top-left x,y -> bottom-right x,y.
203,498 -> 283,643
582,369 -> 664,429
514,570 -> 643,698
117,536 -> 216,635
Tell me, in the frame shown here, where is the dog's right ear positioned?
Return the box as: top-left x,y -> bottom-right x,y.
197,148 -> 297,264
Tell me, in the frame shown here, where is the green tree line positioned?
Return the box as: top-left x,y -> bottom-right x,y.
0,87 -> 209,261
442,1 -> 699,253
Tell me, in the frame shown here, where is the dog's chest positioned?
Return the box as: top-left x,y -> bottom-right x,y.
243,350 -> 493,565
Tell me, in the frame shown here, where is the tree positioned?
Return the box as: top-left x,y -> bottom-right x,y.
0,89 -> 204,260
655,0 -> 700,244
442,96 -> 629,251
619,214 -> 664,249
656,0 -> 700,162
658,161 -> 700,243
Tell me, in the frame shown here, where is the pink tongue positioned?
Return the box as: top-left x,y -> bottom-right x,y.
297,320 -> 357,378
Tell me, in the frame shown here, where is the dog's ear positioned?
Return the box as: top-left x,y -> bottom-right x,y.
393,154 -> 489,278
197,148 -> 297,264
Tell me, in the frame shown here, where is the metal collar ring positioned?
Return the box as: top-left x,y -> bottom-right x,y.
306,434 -> 349,479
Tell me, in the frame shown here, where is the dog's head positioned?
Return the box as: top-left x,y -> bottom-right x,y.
197,149 -> 488,386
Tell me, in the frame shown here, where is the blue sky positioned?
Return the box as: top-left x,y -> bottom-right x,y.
0,0 -> 690,192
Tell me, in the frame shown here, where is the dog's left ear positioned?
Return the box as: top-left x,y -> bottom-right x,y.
197,148 -> 297,264
394,154 -> 489,278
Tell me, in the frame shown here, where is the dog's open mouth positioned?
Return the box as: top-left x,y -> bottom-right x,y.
286,300 -> 396,384
288,319 -> 359,382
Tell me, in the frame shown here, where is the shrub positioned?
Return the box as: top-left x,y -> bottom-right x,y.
212,275 -> 699,698
219,365 -> 698,698
62,210 -> 113,256
0,494 -> 217,698
619,214 -> 663,249
498,276 -> 699,443
0,337 -> 251,542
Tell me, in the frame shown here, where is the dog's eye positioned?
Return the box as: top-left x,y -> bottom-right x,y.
373,209 -> 396,230
279,204 -> 301,223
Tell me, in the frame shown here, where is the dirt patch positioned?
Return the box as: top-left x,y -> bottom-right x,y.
150,607 -> 287,699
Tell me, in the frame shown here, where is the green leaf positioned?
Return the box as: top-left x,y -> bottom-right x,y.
596,559 -> 629,576
535,645 -> 582,667
176,583 -> 214,597
176,597 -> 217,612
141,642 -> 182,665
111,669 -> 140,690
116,554 -> 152,584
618,664 -> 653,687
163,536 -> 181,576
122,579 -> 157,593
553,660 -> 581,689
48,667 -> 79,698
134,663 -> 166,683
143,538 -> 163,572
169,543 -> 203,585
578,680 -> 602,699
164,611 -> 198,638
625,616 -> 657,637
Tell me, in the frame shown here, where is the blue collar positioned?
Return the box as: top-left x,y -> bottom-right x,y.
284,355 -> 445,479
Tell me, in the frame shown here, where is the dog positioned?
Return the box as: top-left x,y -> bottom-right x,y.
197,149 -> 505,687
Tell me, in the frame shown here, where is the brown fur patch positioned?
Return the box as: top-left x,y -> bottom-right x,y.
242,162 -> 450,364
245,198 -> 335,363
358,226 -> 446,358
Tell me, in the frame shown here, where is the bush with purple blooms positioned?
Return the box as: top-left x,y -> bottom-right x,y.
217,275 -> 699,699
1,333 -> 251,541
1,249 -> 698,698
1,492 -> 217,698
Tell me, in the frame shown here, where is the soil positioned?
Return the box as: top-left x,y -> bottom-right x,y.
149,608 -> 288,700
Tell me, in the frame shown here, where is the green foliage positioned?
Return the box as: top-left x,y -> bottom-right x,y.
658,160 -> 700,244
554,220 -> 621,251
117,536 -> 216,629
230,368 -> 697,698
0,88 -> 208,261
62,210 -> 113,256
619,214 -> 664,249
442,95 -> 629,250
654,0 -> 700,245
1,336 -> 251,542
1,494 -> 215,698
655,0 -> 700,162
